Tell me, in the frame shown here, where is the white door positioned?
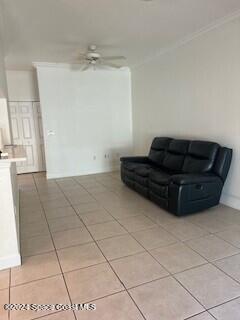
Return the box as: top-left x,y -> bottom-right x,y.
9,101 -> 46,174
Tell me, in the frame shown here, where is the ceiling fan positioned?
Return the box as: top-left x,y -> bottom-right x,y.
70,44 -> 126,71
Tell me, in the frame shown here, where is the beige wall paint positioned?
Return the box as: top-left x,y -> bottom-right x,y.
132,18 -> 240,209
36,65 -> 132,179
0,44 -> 7,98
4,70 -> 39,144
0,39 -> 11,144
0,12 -> 11,144
6,70 -> 39,101
0,22 -> 7,98
0,99 -> 11,144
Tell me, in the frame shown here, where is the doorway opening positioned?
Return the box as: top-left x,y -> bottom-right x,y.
9,101 -> 46,174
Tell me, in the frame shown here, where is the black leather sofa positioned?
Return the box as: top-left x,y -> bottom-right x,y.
120,137 -> 232,216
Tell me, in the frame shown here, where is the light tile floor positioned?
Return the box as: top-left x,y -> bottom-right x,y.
1,171 -> 240,319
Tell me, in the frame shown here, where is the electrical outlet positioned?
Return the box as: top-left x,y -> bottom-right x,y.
93,155 -> 96,160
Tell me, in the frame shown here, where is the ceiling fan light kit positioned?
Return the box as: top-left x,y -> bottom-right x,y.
69,44 -> 126,71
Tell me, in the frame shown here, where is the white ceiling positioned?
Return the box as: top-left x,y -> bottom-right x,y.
2,0 -> 240,69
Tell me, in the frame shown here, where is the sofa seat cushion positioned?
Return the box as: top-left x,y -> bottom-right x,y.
135,183 -> 149,197
123,169 -> 135,181
149,181 -> 169,198
149,190 -> 169,208
124,176 -> 135,189
135,165 -> 153,177
123,162 -> 145,172
149,170 -> 171,186
135,174 -> 149,187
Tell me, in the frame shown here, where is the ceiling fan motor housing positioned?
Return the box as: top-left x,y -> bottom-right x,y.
75,44 -> 125,69
88,44 -> 97,51
86,52 -> 101,61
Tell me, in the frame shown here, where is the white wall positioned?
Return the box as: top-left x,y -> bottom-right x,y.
3,70 -> 39,145
36,65 -> 132,178
132,18 -> 240,209
0,44 -> 11,144
0,13 -> 11,145
0,15 -> 7,99
0,42 -> 7,99
6,70 -> 39,101
0,99 -> 11,144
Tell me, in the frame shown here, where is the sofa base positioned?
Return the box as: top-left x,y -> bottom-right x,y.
135,182 -> 149,198
168,181 -> 223,216
121,168 -> 222,216
149,191 -> 168,210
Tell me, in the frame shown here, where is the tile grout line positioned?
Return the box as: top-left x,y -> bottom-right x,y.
57,176 -> 149,320
9,271 -> 64,289
206,295 -> 240,316
113,218 -> 209,313
140,208 -> 240,249
79,176 -> 234,315
81,181 -> 212,317
184,310 -> 218,320
136,204 -> 240,285
62,175 -> 210,316
168,228 -> 240,311
157,219 -> 240,310
176,232 -> 240,286
81,177 -> 240,314
213,232 -> 240,250
141,226 -> 240,313
32,174 -> 78,320
18,172 -> 240,318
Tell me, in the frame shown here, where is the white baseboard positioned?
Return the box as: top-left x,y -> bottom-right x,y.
0,253 -> 21,271
46,164 -> 119,180
221,192 -> 240,211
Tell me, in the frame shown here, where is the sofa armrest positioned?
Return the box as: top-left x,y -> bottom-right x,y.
170,174 -> 221,186
120,156 -> 149,163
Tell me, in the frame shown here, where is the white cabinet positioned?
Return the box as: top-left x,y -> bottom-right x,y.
0,147 -> 26,270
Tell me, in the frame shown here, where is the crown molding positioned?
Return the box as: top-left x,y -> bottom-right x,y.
33,62 -> 130,72
33,62 -> 74,68
133,9 -> 240,69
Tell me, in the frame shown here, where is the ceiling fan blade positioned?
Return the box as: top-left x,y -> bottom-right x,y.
70,63 -> 84,71
101,56 -> 126,61
81,63 -> 91,71
73,59 -> 88,64
69,59 -> 86,64
102,61 -> 122,69
96,64 -> 111,70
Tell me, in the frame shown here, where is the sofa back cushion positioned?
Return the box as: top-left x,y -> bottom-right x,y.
162,139 -> 190,172
148,137 -> 172,166
183,141 -> 219,173
213,147 -> 232,181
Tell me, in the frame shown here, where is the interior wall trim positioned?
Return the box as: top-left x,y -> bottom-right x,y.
33,62 -> 130,72
133,9 -> 240,69
46,164 -> 120,180
221,192 -> 240,211
0,253 -> 21,270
